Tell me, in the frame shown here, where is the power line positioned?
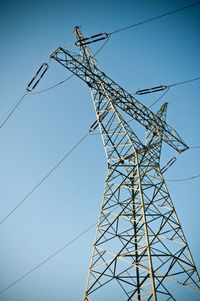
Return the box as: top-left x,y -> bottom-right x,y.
169,77 -> 200,88
165,147 -> 200,181
65,2 -> 200,50
0,31 -> 74,122
0,202 -> 119,295
148,87 -> 170,108
0,92 -> 28,130
144,76 -> 200,108
0,131 -> 90,226
0,167 -> 101,265
30,74 -> 74,95
93,34 -> 111,56
0,221 -> 97,295
79,0 -> 150,28
108,1 -> 200,36
1,147 -> 199,294
166,174 -> 200,182
2,73 -> 198,225
2,2 -> 200,126
0,34 -> 109,225
0,61 -> 49,129
3,159 -> 199,295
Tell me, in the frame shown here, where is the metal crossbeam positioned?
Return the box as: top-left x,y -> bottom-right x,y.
51,47 -> 188,154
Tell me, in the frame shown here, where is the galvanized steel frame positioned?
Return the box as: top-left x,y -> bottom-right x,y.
51,27 -> 200,300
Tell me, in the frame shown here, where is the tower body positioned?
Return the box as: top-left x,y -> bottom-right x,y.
51,27 -> 200,300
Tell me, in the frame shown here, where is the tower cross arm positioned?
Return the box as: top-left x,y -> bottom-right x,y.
51,47 -> 188,153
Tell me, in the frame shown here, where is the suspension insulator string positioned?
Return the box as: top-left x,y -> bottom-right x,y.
160,157 -> 177,174
75,32 -> 109,46
135,77 -> 200,96
135,85 -> 168,95
0,61 -> 50,130
26,63 -> 49,92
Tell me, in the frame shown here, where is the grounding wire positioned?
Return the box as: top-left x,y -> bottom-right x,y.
60,30 -> 75,47
0,131 -> 90,226
108,1 -> 200,36
79,0 -> 150,28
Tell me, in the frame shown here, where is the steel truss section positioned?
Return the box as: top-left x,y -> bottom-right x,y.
51,27 -> 200,300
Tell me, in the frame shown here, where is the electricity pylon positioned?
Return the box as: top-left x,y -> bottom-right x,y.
51,27 -> 200,300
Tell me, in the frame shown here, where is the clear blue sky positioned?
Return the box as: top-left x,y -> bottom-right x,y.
0,0 -> 200,300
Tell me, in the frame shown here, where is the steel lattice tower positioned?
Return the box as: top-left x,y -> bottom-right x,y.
51,27 -> 200,300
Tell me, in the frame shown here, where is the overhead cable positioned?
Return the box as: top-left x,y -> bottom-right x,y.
165,147 -> 200,181
145,76 -> 200,108
0,116 -> 100,226
0,131 -> 90,226
166,174 -> 200,182
30,74 -> 74,95
0,202 -> 119,295
190,146 -> 200,149
0,92 -> 28,130
1,147 -> 198,293
3,2 -> 199,121
0,168 -> 100,265
79,0 -> 150,28
169,77 -> 200,88
92,34 -> 111,56
0,221 -> 97,295
148,87 -> 170,109
108,2 -> 200,36
0,62 -> 49,130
